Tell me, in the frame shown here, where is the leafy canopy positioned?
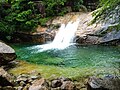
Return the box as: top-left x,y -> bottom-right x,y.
92,0 -> 120,24
0,0 -> 83,35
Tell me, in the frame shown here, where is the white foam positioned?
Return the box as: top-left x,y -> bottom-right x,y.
28,19 -> 80,52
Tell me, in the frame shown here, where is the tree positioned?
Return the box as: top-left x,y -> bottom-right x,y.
0,0 -> 84,37
92,0 -> 120,24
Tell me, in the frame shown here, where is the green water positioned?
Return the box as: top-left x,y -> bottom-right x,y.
11,44 -> 120,78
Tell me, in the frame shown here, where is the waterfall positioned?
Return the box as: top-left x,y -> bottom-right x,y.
33,19 -> 80,52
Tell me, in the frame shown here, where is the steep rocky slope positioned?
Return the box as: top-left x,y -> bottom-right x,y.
48,9 -> 120,45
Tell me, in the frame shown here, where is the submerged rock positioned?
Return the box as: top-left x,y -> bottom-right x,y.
0,41 -> 17,65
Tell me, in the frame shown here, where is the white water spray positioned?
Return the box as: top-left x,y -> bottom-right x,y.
31,19 -> 80,52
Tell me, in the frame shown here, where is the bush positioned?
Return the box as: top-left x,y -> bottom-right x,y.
0,0 -> 83,39
91,0 -> 120,24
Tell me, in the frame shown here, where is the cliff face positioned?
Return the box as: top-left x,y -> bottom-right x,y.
48,5 -> 120,45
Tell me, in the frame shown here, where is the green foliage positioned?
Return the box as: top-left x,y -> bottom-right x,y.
0,0 -> 41,34
0,0 -> 83,40
108,24 -> 120,31
71,0 -> 83,11
43,0 -> 67,16
91,0 -> 120,24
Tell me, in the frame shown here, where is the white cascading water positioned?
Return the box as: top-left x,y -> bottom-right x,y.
32,19 -> 80,52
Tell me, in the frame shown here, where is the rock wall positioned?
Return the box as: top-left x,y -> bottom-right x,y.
47,10 -> 120,45
11,31 -> 54,44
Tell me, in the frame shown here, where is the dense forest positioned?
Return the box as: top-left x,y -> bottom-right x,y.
0,0 -> 120,41
0,0 -> 83,33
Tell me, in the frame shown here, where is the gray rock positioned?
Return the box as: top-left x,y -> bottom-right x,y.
29,78 -> 48,90
16,74 -> 29,82
87,76 -> 120,90
60,81 -> 75,90
0,41 -> 17,65
75,35 -> 99,45
51,77 -> 76,90
51,79 -> 62,88
0,42 -> 15,53
100,30 -> 120,43
17,86 -> 23,90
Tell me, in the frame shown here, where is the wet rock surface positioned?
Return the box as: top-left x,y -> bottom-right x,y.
0,41 -> 17,66
48,11 -> 120,45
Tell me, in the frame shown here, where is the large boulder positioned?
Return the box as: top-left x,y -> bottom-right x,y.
0,41 -> 17,65
99,30 -> 120,45
87,76 -> 120,90
75,35 -> 100,45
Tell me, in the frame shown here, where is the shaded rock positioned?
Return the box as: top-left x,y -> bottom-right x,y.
15,73 -> 43,90
87,75 -> 120,90
2,86 -> 15,90
0,67 -> 14,87
11,31 -> 54,43
16,74 -> 29,82
0,41 -> 16,65
51,79 -> 62,88
99,30 -> 120,45
51,77 -> 76,90
51,77 -> 72,88
23,84 -> 30,90
75,35 -> 99,45
19,81 -> 26,87
29,78 -> 49,90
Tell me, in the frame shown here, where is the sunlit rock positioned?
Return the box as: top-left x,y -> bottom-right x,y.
0,41 -> 16,65
29,78 -> 49,90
